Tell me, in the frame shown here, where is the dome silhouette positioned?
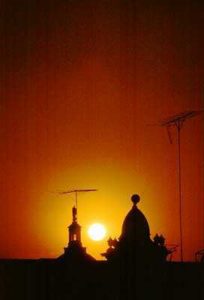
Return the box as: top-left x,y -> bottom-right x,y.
120,195 -> 150,244
102,194 -> 170,263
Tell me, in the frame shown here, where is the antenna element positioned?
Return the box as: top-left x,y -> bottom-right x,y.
160,110 -> 203,262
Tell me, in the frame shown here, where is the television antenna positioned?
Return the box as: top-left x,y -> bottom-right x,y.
58,189 -> 98,209
160,110 -> 203,262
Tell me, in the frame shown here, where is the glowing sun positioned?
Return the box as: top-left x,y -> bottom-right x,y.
88,223 -> 106,241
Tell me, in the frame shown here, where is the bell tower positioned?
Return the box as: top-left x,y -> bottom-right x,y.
68,206 -> 82,246
63,205 -> 88,260
58,190 -> 96,261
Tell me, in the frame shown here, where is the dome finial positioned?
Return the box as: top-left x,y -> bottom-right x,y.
131,194 -> 140,205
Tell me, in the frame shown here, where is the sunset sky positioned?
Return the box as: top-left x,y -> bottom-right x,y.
0,0 -> 203,261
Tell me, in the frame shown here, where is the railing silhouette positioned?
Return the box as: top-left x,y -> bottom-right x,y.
166,244 -> 178,261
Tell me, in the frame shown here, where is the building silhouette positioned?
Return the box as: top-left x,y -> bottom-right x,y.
102,194 -> 169,264
0,194 -> 203,300
58,206 -> 95,262
101,194 -> 170,299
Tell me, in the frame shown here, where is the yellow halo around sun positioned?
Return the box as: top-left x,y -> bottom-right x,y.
88,223 -> 106,241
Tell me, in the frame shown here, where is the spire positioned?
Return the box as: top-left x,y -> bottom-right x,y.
72,206 -> 77,222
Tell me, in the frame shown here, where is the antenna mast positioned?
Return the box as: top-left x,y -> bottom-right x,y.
160,110 -> 202,262
58,189 -> 98,209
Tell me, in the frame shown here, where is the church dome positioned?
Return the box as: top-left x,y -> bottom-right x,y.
120,194 -> 150,244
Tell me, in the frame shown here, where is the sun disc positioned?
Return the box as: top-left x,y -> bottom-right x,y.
88,223 -> 106,241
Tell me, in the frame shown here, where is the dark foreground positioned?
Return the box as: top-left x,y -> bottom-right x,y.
0,259 -> 203,300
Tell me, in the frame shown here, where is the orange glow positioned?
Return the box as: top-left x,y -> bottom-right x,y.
0,1 -> 203,262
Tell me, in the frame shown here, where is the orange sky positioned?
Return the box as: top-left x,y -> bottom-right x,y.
0,0 -> 203,261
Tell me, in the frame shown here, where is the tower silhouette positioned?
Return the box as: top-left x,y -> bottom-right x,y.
59,206 -> 94,261
68,206 -> 82,245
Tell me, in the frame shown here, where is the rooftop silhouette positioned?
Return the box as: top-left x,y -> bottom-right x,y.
0,193 -> 203,300
102,194 -> 170,266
